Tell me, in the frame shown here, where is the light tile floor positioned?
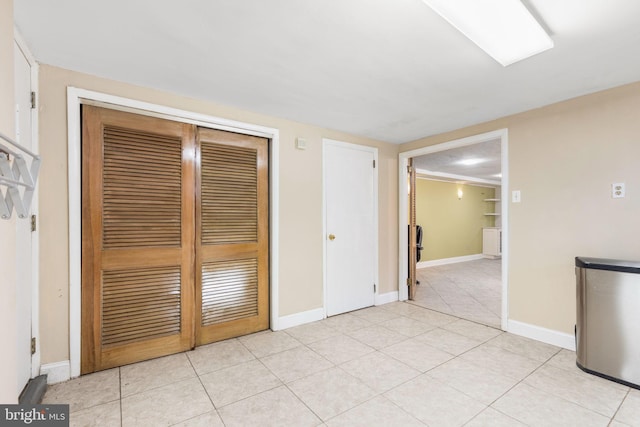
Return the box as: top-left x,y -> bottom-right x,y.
412,259 -> 502,328
43,303 -> 640,427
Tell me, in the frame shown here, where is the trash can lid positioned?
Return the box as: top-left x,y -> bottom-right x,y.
575,256 -> 640,274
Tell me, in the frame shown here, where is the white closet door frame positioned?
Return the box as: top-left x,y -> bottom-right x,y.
67,88 -> 280,379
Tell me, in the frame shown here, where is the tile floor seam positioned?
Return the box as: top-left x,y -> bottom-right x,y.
67,397 -> 121,415
302,342 -> 341,367
118,367 -> 123,427
522,362 -> 630,421
489,381 -> 616,427
186,349 -> 219,412
381,394 -> 429,426
281,381 -> 328,423
382,343 -> 455,375
248,357 -> 288,400
481,405 -> 533,427
214,381 -> 284,411
235,334 -> 257,359
422,328 -> 499,361
119,369 -> 199,400
609,389 -> 632,425
499,350 -> 622,424
457,345 -> 562,412
259,346 -> 336,385
217,376 -> 284,408
303,365 -> 379,422
323,393 -> 428,426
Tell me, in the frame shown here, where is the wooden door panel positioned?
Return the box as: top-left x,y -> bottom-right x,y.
81,106 -> 195,374
408,160 -> 417,300
201,258 -> 259,325
82,106 -> 270,373
196,128 -> 269,345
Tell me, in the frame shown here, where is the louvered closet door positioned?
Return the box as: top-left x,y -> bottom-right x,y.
81,106 -> 195,373
196,128 -> 269,345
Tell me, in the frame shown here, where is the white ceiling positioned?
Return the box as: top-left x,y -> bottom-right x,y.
14,0 -> 640,144
414,139 -> 501,182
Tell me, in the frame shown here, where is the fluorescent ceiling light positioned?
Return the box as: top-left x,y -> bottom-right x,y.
422,0 -> 554,66
457,158 -> 484,166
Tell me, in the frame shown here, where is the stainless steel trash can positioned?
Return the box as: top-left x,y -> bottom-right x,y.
576,256 -> 640,389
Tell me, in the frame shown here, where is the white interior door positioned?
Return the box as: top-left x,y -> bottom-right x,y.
14,41 -> 33,394
324,140 -> 377,316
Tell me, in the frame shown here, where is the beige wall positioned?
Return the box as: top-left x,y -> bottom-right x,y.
402,81 -> 640,335
416,179 -> 495,260
37,64 -> 398,365
0,0 -> 18,403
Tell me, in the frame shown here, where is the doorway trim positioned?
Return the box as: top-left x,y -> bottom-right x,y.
67,87 -> 280,378
14,29 -> 40,380
322,138 -> 379,317
398,129 -> 509,331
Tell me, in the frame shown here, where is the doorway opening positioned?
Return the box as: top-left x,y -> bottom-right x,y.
399,130 -> 508,331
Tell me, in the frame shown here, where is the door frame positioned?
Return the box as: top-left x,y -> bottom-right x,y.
67,88 -> 280,378
14,29 -> 40,380
322,138 -> 379,317
398,129 -> 509,331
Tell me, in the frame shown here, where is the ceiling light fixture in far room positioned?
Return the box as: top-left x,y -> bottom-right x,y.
457,158 -> 485,166
422,0 -> 554,66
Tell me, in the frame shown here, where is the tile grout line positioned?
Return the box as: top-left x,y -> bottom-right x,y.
273,316 -> 422,424
118,353 -> 202,401
484,346 -> 600,425
607,388 -> 631,426
184,348 -> 225,426
518,347 -> 631,420
118,367 -> 123,427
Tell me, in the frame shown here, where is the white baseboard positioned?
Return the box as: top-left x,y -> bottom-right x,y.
507,319 -> 576,351
417,254 -> 485,269
276,308 -> 326,330
40,361 -> 71,384
375,291 -> 398,306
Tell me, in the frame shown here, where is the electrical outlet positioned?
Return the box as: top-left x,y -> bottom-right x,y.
612,183 -> 625,198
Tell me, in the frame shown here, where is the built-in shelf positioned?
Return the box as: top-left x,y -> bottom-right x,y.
484,198 -> 501,219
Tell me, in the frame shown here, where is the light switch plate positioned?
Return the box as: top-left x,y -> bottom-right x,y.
512,190 -> 521,203
612,183 -> 625,198
296,138 -> 307,150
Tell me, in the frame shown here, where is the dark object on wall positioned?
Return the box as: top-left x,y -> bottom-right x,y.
408,225 -> 424,284
416,225 -> 424,263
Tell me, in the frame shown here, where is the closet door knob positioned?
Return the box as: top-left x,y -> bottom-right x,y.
328,234 -> 336,241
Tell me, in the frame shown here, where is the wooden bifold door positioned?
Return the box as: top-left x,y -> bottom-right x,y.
81,106 -> 269,374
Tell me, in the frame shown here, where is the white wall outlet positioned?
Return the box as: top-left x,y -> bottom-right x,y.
512,190 -> 521,203
612,183 -> 625,198
296,138 -> 307,150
